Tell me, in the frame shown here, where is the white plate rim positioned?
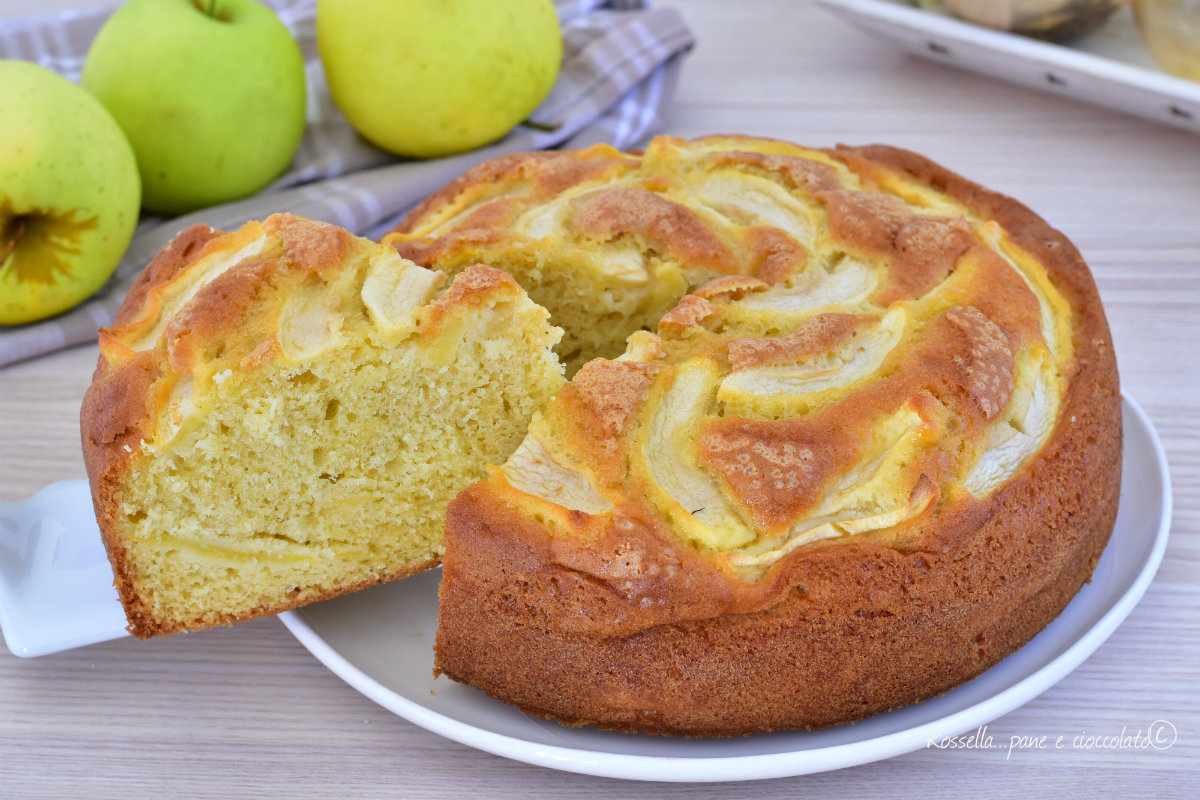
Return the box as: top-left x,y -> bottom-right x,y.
279,392 -> 1171,782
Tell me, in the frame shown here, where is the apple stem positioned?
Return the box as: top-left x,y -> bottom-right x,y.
191,0 -> 229,22
0,217 -> 25,266
522,120 -> 562,133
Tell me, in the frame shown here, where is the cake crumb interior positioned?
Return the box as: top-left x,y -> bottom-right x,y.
119,300 -> 561,627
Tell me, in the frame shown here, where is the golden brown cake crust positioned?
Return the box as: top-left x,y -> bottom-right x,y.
390,148 -> 639,237
83,225 -> 230,637
388,147 -> 640,268
433,139 -> 1122,735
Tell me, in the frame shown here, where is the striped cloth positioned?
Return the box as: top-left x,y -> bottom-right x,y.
0,0 -> 694,367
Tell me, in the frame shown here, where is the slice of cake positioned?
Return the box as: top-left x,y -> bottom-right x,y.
81,214 -> 564,638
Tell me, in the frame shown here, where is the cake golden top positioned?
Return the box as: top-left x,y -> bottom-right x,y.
409,135 -> 1113,587
86,214 -> 532,458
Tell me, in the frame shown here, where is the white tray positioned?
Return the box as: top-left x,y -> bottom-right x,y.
820,0 -> 1200,135
0,480 -> 127,656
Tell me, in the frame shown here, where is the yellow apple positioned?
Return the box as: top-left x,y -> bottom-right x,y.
82,0 -> 307,215
317,0 -> 562,158
0,61 -> 140,327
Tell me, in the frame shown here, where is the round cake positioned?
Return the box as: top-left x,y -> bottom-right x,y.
397,136 -> 1123,735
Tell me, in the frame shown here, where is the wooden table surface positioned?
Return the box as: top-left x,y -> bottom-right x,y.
2,1 -> 1197,796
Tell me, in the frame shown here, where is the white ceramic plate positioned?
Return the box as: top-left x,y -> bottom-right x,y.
280,394 -> 1172,782
819,0 -> 1200,136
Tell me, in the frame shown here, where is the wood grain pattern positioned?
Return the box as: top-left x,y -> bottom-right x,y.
1,0 -> 1196,796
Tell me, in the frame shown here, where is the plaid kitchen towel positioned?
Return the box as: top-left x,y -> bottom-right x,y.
0,0 -> 694,367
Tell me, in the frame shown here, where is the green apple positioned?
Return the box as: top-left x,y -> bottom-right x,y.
317,0 -> 562,158
82,0 -> 307,215
0,61 -> 140,326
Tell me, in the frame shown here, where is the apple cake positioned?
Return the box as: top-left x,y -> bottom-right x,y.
81,213 -> 564,638
403,136 -> 1122,735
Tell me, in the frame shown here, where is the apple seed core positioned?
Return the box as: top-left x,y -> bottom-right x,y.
0,202 -> 100,287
